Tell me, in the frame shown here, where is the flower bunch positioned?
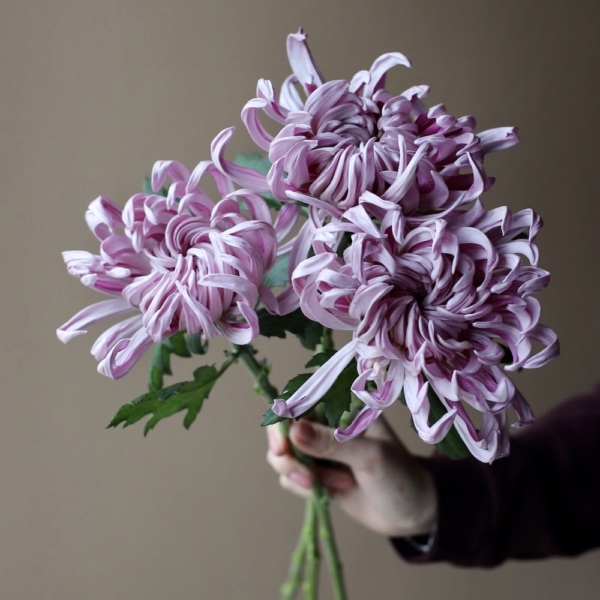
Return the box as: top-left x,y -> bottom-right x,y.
211,28 -> 558,462
58,28 -> 558,600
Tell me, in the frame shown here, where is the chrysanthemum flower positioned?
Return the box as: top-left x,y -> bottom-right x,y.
212,28 -> 518,218
272,202 -> 559,462
57,160 -> 281,379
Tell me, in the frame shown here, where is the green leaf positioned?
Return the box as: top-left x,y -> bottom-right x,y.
234,152 -> 272,176
265,356 -> 357,428
256,309 -> 291,339
148,343 -> 172,392
257,308 -> 323,350
262,253 -> 291,289
147,331 -> 210,392
233,152 -> 281,210
427,387 -> 470,460
108,365 -> 220,435
165,331 -> 192,357
142,176 -> 168,197
260,373 -> 312,427
185,332 -> 208,355
318,359 -> 357,427
280,373 -> 313,400
261,408 -> 286,427
336,232 -> 353,258
304,349 -> 336,369
337,393 -> 364,430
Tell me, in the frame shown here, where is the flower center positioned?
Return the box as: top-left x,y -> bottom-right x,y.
317,104 -> 379,146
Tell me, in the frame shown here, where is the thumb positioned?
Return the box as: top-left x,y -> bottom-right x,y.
290,419 -> 375,471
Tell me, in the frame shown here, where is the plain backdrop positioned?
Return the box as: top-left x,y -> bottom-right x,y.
1,1 -> 599,598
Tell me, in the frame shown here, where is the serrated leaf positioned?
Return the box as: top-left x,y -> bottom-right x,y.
260,373 -> 312,427
165,331 -> 192,357
257,308 -> 323,350
427,387 -> 470,460
262,253 -> 291,289
148,343 -> 172,392
147,332 -> 209,392
305,349 -> 336,369
280,373 -> 313,400
318,359 -> 357,427
268,356 -> 358,428
108,365 -> 220,435
338,393 -> 363,430
256,309 -> 290,340
261,408 -> 286,427
186,332 -> 208,355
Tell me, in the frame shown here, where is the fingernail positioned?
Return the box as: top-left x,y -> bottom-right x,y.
289,471 -> 313,489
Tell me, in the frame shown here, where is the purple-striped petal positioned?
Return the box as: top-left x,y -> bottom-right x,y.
272,340 -> 359,418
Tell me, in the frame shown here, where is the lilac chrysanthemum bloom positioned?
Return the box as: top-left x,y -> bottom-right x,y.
57,160 -> 283,379
212,28 -> 518,219
272,201 -> 559,462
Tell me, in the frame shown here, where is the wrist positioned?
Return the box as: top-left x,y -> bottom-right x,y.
397,462 -> 438,537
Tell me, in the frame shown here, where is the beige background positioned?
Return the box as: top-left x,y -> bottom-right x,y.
2,0 -> 599,598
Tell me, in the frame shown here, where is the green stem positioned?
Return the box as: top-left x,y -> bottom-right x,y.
313,483 -> 346,600
320,327 -> 334,353
303,498 -> 320,599
231,344 -> 279,403
218,351 -> 239,378
231,343 -> 347,600
280,525 -> 307,600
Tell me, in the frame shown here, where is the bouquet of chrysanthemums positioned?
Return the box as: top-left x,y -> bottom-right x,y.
58,29 -> 558,599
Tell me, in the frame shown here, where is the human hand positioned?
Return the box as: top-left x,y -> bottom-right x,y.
266,417 -> 438,538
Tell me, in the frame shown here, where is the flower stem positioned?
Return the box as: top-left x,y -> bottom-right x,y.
313,483 -> 346,600
303,497 -> 320,599
231,343 -> 347,600
231,344 -> 279,403
280,525 -> 307,600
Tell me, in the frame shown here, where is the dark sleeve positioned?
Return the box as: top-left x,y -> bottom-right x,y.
391,386 -> 600,567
